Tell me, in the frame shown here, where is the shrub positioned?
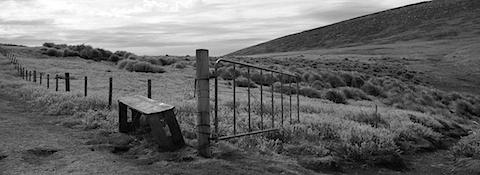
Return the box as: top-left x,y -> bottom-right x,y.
118,59 -> 133,69
43,42 -> 55,48
219,67 -> 242,80
452,130 -> 480,158
299,86 -> 322,98
250,72 -> 278,86
91,49 -> 104,61
175,63 -> 187,69
307,73 -> 322,83
109,54 -> 120,62
301,72 -> 312,82
338,125 -> 401,165
143,57 -> 164,66
97,48 -> 112,58
326,75 -> 346,88
127,55 -> 140,60
45,48 -> 62,57
63,49 -> 80,57
351,76 -> 365,88
339,87 -> 370,100
349,111 -> 388,128
272,82 -> 297,95
123,60 -> 166,73
324,89 -> 347,104
79,47 -> 102,60
361,82 -> 386,97
235,76 -> 257,88
159,57 -> 176,66
340,72 -> 354,86
455,100 -> 476,117
311,80 -> 331,90
53,44 -> 67,49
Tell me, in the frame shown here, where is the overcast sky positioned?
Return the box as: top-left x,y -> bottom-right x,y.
0,0 -> 428,56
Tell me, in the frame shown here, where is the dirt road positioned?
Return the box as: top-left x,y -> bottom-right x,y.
0,92 -> 147,175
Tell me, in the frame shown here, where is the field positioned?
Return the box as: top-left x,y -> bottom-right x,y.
1,45 -> 480,174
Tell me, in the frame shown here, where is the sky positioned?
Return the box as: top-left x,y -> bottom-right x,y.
0,0 -> 428,56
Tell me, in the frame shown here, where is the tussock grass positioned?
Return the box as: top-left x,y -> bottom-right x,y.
1,52 -> 478,171
323,89 -> 347,104
452,130 -> 480,158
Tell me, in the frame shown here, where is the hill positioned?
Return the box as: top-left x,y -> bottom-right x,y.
228,0 -> 480,96
229,0 -> 480,56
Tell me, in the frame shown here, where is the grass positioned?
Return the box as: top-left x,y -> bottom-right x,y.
452,129 -> 480,158
1,48 -> 479,173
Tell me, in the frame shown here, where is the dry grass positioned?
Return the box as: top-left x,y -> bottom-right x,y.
1,48 -> 478,172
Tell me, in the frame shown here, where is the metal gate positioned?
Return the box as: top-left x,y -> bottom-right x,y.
213,59 -> 300,141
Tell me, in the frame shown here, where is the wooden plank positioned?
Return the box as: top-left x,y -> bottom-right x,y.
164,109 -> 185,147
119,102 -> 129,133
147,113 -> 174,150
131,109 -> 141,130
118,95 -> 174,115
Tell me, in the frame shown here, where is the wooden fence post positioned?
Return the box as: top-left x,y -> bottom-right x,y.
84,76 -> 87,97
47,74 -> 50,89
33,71 -> 36,83
40,73 -> 42,85
147,79 -> 151,99
196,49 -> 212,158
55,75 -> 58,91
65,73 -> 70,92
109,77 -> 112,108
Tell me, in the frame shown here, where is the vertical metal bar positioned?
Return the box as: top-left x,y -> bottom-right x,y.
84,76 -> 88,97
247,67 -> 251,132
297,77 -> 300,122
260,70 -> 263,130
47,74 -> 49,89
289,79 -> 292,124
55,75 -> 58,91
233,64 -> 236,135
109,77 -> 112,108
40,73 -> 42,85
214,64 -> 219,135
271,72 -> 274,128
281,75 -> 284,128
65,73 -> 70,92
147,79 -> 152,98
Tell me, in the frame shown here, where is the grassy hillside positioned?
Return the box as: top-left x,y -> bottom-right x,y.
229,0 -> 480,56
227,0 -> 480,97
2,45 -> 480,174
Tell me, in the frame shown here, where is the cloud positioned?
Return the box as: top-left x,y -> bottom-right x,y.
0,0 -> 428,56
0,18 -> 54,26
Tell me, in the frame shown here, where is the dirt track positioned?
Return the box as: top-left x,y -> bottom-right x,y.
0,92 -> 146,175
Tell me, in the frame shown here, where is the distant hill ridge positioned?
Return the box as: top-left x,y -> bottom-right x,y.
228,0 -> 480,56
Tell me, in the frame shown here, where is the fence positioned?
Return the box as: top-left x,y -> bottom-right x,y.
213,59 -> 301,140
3,49 -> 302,158
2,52 -> 171,108
195,49 -> 302,157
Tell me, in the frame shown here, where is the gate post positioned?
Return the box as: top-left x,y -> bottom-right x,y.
196,49 -> 212,158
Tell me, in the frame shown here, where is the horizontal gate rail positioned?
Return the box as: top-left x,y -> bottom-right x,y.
213,58 -> 300,141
